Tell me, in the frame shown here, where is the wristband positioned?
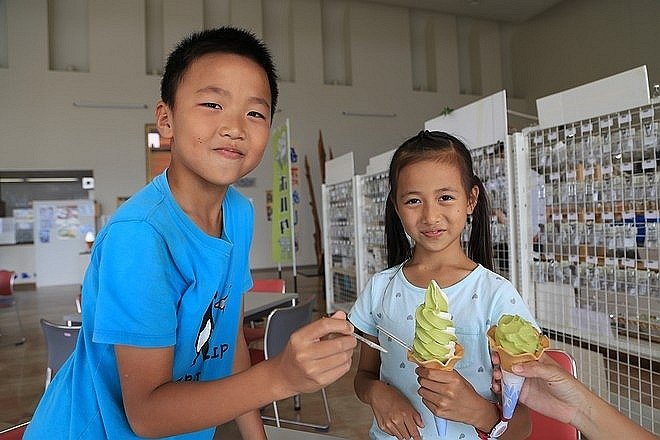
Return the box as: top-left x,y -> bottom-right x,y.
475,402 -> 509,439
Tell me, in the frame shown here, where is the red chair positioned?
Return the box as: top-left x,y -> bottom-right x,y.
251,278 -> 286,294
0,270 -> 26,345
0,421 -> 29,440
244,278 -> 286,347
528,349 -> 580,440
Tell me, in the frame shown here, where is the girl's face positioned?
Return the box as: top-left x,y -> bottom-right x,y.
394,158 -> 478,258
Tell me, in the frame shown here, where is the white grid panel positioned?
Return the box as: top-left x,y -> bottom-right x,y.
356,171 -> 389,292
527,102 -> 659,434
465,141 -> 517,285
352,141 -> 519,293
322,179 -> 358,314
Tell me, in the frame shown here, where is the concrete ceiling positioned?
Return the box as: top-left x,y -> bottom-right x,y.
357,0 -> 565,23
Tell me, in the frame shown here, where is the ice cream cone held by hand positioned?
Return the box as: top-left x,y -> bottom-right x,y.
487,315 -> 549,371
488,315 -> 549,421
407,280 -> 463,436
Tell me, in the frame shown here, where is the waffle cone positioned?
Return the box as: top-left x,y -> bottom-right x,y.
487,326 -> 549,372
407,343 -> 464,370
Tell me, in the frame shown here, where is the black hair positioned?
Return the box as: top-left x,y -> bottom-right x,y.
160,27 -> 279,117
384,130 -> 493,270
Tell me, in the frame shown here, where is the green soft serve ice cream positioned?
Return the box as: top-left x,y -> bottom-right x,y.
412,280 -> 457,362
494,314 -> 542,355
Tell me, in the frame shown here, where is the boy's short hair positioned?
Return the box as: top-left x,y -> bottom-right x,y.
161,27 -> 279,117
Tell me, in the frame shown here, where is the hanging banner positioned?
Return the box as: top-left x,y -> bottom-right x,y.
271,121 -> 295,264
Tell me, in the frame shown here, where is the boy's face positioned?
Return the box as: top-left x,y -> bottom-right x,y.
156,53 -> 272,189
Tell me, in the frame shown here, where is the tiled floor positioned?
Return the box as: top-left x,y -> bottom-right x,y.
0,268 -> 374,438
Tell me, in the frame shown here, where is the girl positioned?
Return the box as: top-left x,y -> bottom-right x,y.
349,130 -> 534,440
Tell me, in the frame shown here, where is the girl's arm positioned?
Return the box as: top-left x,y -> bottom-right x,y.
416,368 -> 531,439
354,334 -> 425,440
232,307 -> 266,439
116,312 -> 356,438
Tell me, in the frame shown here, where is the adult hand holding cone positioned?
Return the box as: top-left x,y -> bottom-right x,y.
487,315 -> 549,421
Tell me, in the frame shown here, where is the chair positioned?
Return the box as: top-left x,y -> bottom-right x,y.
251,278 -> 286,294
0,421 -> 29,440
528,349 -> 580,440
40,318 -> 81,389
0,270 -> 26,345
244,278 -> 286,345
250,298 -> 331,431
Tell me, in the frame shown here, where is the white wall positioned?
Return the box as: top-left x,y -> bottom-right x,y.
508,0 -> 660,114
0,0 -> 523,270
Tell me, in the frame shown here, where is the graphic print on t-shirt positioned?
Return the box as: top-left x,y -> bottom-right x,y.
192,290 -> 228,366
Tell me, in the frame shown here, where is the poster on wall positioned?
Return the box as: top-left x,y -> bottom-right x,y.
33,199 -> 95,287
270,120 -> 296,265
55,205 -> 80,239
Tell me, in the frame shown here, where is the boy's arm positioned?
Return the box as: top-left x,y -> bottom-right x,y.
232,306 -> 266,439
115,313 -> 356,438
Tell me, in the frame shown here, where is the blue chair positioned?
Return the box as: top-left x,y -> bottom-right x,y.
245,278 -> 286,345
40,318 -> 81,389
251,298 -> 331,431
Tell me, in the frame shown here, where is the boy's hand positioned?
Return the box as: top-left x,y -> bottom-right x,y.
370,382 -> 424,440
272,311 -> 356,396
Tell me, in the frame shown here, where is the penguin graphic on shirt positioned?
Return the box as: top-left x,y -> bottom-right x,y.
192,291 -> 229,366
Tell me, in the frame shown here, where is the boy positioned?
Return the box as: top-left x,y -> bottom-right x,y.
25,27 -> 356,439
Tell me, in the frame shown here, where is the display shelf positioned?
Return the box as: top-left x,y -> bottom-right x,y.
527,101 -> 659,432
322,178 -> 359,314
355,171 -> 388,292
467,140 -> 517,284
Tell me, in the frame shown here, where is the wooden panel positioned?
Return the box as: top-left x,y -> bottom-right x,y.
144,123 -> 171,182
146,150 -> 170,182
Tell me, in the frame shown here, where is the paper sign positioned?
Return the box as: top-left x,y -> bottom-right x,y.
618,113 -> 631,124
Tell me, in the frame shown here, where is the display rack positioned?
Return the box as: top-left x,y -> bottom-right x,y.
355,170 -> 388,292
322,178 -> 358,313
526,102 -> 659,433
323,153 -> 358,314
425,91 -> 519,288
468,140 -> 518,284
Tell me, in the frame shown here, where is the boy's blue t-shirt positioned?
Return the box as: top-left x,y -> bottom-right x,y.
26,171 -> 254,439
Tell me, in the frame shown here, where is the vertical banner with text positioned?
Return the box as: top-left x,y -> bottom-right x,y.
271,120 -> 296,266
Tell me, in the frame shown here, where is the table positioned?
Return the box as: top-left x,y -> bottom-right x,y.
244,292 -> 298,322
264,425 -> 347,439
63,291 -> 299,327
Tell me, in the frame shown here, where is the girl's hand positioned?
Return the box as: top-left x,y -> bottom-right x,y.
271,311 -> 356,396
370,382 -> 425,440
416,367 -> 497,429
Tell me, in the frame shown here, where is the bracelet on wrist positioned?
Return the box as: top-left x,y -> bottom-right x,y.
475,402 -> 509,439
